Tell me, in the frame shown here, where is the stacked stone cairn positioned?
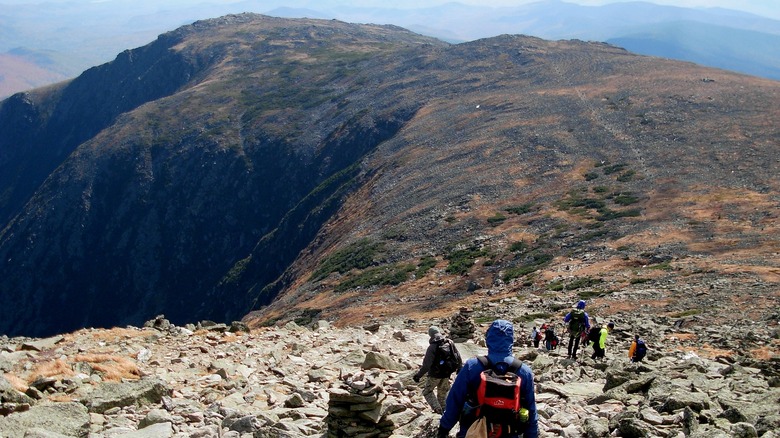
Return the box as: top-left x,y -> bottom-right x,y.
448,307 -> 476,342
326,368 -> 434,437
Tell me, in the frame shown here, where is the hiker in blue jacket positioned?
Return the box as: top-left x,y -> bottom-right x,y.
437,319 -> 538,438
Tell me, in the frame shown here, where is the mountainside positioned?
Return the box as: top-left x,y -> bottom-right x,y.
1,14 -> 779,338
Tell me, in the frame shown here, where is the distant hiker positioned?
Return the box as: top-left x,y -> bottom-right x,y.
563,300 -> 591,359
629,334 -> 648,363
436,319 -> 538,438
531,326 -> 541,348
544,323 -> 557,351
414,326 -> 462,414
589,322 -> 615,361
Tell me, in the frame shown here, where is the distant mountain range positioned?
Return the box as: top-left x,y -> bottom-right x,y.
1,14 -> 778,337
1,0 -> 778,98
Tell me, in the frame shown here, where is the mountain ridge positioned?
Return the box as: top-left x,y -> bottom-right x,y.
2,1 -> 780,98
0,14 -> 779,340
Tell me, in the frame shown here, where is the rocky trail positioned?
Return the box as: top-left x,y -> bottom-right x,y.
1,290 -> 779,438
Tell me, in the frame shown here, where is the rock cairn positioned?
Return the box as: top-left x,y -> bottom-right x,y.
447,307 -> 476,342
326,369 -> 435,437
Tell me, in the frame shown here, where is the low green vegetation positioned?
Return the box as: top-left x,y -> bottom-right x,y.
487,213 -> 507,226
584,172 -> 599,181
502,251 -> 553,282
578,289 -> 615,300
220,255 -> 251,285
509,241 -> 526,253
445,245 -> 489,275
557,195 -> 606,211
293,308 -> 322,326
647,261 -> 672,270
616,170 -> 636,182
381,225 -> 408,241
416,255 -> 437,278
474,315 -> 497,324
630,277 -> 652,284
515,312 -> 553,322
603,163 -> 628,175
548,276 -> 602,291
612,193 -> 639,205
335,263 -> 416,292
310,238 -> 384,281
596,208 -> 641,221
504,203 -> 534,215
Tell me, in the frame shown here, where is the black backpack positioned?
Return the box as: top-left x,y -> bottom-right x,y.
635,339 -> 647,360
587,327 -> 602,343
568,309 -> 586,334
430,339 -> 461,378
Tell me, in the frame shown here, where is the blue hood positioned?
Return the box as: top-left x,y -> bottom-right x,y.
486,319 -> 515,364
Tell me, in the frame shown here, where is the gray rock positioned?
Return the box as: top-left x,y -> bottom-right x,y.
82,378 -> 170,414
19,336 -> 64,352
755,414 -> 780,436
730,422 -> 758,438
361,351 -> 407,371
284,393 -> 305,408
583,417 -> 610,438
138,409 -> 173,428
0,375 -> 35,405
115,422 -> 173,438
225,415 -> 259,433
660,390 -> 710,413
616,416 -> 650,438
0,402 -> 89,438
20,428 -> 72,438
603,369 -> 632,391
228,321 -> 250,333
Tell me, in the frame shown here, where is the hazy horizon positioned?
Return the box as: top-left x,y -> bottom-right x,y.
0,0 -> 778,20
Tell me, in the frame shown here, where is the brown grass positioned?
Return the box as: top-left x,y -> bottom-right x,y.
73,354 -> 141,382
665,333 -> 697,341
28,359 -> 74,382
3,373 -> 28,392
749,346 -> 777,360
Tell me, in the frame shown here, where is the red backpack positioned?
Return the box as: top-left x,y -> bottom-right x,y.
473,356 -> 526,436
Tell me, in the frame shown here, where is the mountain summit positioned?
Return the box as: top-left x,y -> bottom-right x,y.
1,14 -> 778,337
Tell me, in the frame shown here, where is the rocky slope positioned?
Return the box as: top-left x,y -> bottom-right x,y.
0,288 -> 778,438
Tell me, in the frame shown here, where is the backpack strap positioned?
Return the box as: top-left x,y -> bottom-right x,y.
477,355 -> 524,374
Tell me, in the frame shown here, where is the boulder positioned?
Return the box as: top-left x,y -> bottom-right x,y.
82,378 -> 170,413
0,402 -> 89,438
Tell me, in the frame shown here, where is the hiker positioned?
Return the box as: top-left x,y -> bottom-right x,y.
436,319 -> 538,438
544,323 -> 557,351
629,334 -> 648,362
530,326 -> 540,348
589,322 -> 615,360
413,326 -> 462,414
563,300 -> 591,359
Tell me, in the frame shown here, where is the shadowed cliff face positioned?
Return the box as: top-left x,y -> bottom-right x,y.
0,14 -> 446,336
1,14 -> 779,337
